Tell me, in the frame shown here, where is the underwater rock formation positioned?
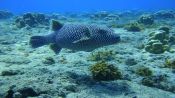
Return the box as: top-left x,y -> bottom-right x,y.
4,87 -> 39,98
90,11 -> 119,21
142,75 -> 175,93
154,10 -> 175,19
15,13 -> 49,28
90,11 -> 109,19
145,40 -> 168,54
1,70 -> 20,76
138,14 -> 154,25
145,29 -> 171,54
42,57 -> 55,65
124,22 -> 143,32
0,10 -> 13,19
118,10 -> 143,17
49,13 -> 67,20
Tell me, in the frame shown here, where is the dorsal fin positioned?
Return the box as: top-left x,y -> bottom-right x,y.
51,19 -> 63,31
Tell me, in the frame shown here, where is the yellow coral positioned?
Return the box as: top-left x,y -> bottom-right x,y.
90,61 -> 122,81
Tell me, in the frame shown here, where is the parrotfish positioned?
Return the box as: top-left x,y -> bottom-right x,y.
29,20 -> 120,54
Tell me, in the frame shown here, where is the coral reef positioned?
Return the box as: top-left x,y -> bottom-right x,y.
124,22 -> 143,32
169,35 -> 175,45
145,30 -> 170,54
145,40 -> 168,54
138,14 -> 154,25
159,26 -> 170,34
0,10 -> 13,19
135,66 -> 153,77
90,61 -> 122,81
15,13 -> 49,28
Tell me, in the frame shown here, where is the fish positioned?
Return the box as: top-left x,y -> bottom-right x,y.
29,20 -> 120,54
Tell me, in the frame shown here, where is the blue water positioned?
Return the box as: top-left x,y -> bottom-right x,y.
0,0 -> 175,13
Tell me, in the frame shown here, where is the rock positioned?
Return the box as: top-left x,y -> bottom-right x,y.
90,11 -> 119,21
0,55 -> 31,64
4,89 -> 14,98
15,13 -> 49,28
159,26 -> 170,34
145,30 -> 170,54
153,31 -> 168,42
1,70 -> 20,76
154,10 -> 175,19
64,84 -> 78,92
141,75 -> 175,93
0,10 -> 13,19
169,36 -> 175,44
0,49 -> 3,54
50,14 -> 67,20
138,14 -> 154,25
93,11 -> 109,19
13,92 -> 22,98
124,22 -> 143,32
15,17 -> 26,28
104,14 -> 119,21
42,57 -> 55,65
125,58 -> 137,66
37,94 -> 53,98
18,87 -> 39,98
145,40 -> 167,54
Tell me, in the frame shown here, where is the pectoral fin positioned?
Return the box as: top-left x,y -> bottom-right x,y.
73,28 -> 91,44
49,43 -> 62,54
73,36 -> 90,44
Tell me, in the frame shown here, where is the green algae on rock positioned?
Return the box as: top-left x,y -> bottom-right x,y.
90,61 -> 122,81
135,66 -> 153,77
164,59 -> 175,69
88,50 -> 116,61
124,22 -> 143,32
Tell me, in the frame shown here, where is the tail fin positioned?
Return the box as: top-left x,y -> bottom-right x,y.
29,36 -> 47,48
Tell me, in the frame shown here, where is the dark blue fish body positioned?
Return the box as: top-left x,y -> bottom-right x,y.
30,20 -> 120,54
